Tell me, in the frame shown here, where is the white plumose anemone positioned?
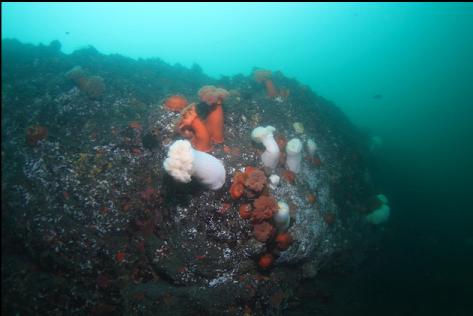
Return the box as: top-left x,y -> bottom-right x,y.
163,140 -> 226,190
251,126 -> 280,169
274,201 -> 290,231
286,138 -> 303,173
366,194 -> 390,224
366,204 -> 390,224
307,139 -> 317,156
376,194 -> 389,205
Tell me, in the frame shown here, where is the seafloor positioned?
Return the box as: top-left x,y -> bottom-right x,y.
2,39 -> 384,315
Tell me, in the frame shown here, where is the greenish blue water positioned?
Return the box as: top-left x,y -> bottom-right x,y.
3,3 -> 473,194
2,3 -> 473,314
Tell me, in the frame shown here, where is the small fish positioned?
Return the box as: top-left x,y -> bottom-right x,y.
65,31 -> 70,35
373,94 -> 383,100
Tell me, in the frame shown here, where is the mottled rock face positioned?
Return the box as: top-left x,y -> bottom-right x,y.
2,39 -> 378,315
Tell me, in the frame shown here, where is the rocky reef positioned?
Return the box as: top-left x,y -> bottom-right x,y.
1,39 -> 384,315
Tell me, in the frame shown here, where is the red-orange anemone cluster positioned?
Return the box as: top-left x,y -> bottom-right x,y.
252,195 -> 278,223
244,168 -> 267,198
230,171 -> 246,200
230,167 -> 267,200
253,221 -> 275,243
230,166 -> 294,271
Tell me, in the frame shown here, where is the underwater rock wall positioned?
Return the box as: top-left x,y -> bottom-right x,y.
2,39 -> 380,315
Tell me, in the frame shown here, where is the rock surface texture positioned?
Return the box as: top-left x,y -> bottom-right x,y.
2,39 -> 381,315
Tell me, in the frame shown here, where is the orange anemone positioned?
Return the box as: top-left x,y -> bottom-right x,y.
206,99 -> 224,143
275,233 -> 293,251
230,183 -> 245,200
264,80 -> 277,98
178,104 -> 212,152
323,212 -> 336,225
282,170 -> 296,184
26,125 -> 48,146
258,253 -> 274,269
306,193 -> 317,204
129,121 -> 142,130
230,171 -> 247,200
239,204 -> 252,219
164,95 -> 188,112
198,86 -> 228,144
253,69 -> 278,98
244,166 -> 257,175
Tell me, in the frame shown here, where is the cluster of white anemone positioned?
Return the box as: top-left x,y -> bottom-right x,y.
163,139 -> 225,190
